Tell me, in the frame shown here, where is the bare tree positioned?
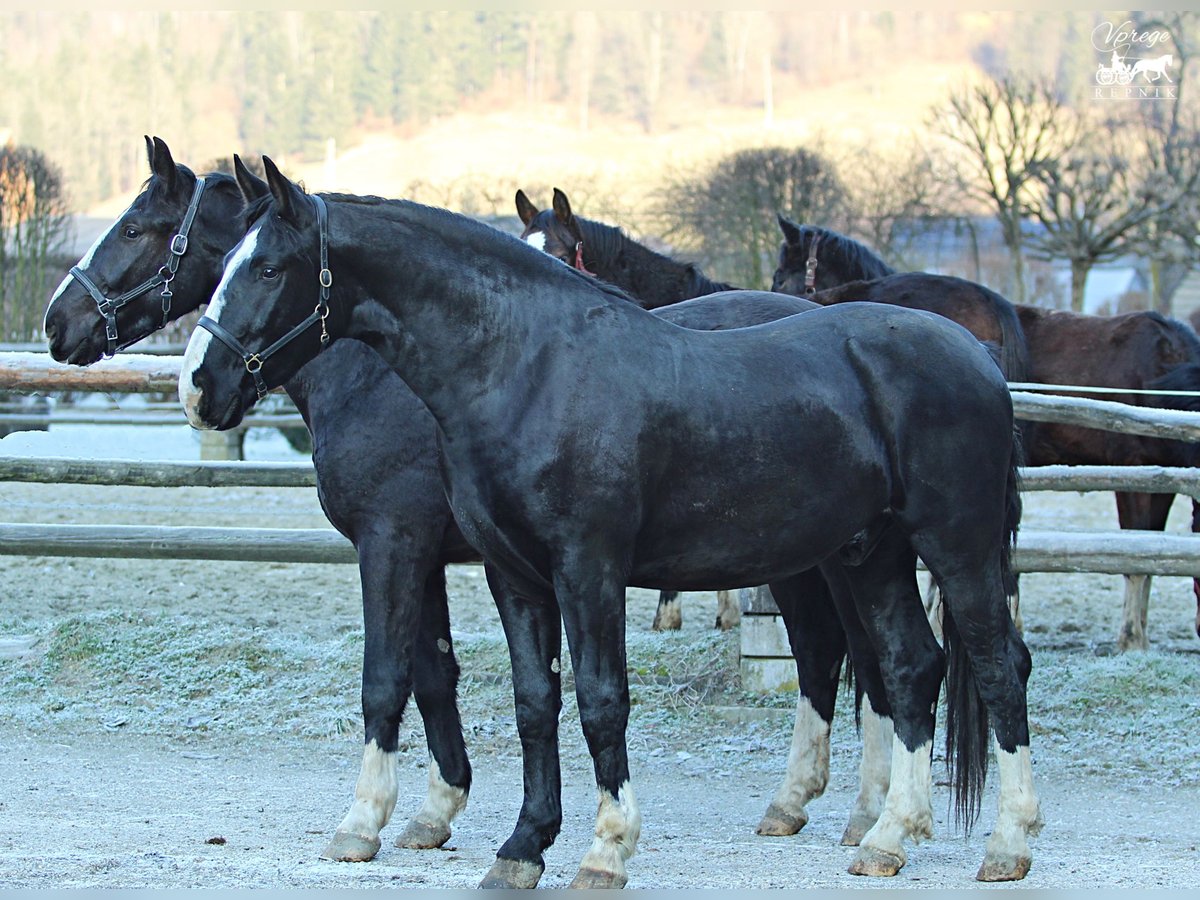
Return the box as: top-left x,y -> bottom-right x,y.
653,145 -> 847,289
930,74 -> 1076,304
1128,12 -> 1200,314
1020,105 -> 1198,313
0,143 -> 71,341
839,139 -> 963,271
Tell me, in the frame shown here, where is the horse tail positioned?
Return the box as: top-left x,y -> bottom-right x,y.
941,602 -> 988,832
943,423 -> 1022,832
992,293 -> 1033,384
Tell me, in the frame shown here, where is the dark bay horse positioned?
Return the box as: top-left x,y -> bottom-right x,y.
181,158 -> 1039,887
43,139 -> 862,870
774,219 -> 1200,650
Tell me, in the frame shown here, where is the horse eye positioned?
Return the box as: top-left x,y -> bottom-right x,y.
122,225 -> 140,240
261,266 -> 279,280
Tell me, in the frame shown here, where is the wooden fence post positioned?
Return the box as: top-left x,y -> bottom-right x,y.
739,585 -> 798,692
199,428 -> 245,461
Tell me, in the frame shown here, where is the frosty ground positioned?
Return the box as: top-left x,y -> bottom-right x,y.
1,450 -> 1198,889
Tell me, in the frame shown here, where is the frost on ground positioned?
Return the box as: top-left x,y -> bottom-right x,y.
0,480 -> 1198,887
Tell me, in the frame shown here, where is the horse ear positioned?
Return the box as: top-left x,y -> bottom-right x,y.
551,188 -> 574,227
150,136 -> 178,193
144,135 -> 155,172
262,155 -> 303,222
777,214 -> 802,246
515,189 -> 539,226
233,154 -> 269,204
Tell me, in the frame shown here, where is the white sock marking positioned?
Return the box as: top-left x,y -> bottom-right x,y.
578,781 -> 640,878
335,740 -> 399,840
986,741 -> 1041,863
859,737 -> 934,864
848,707 -> 893,826
770,694 -> 830,816
411,757 -> 468,828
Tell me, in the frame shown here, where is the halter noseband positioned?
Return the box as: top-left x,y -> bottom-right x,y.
196,193 -> 332,401
804,232 -> 821,296
68,176 -> 207,358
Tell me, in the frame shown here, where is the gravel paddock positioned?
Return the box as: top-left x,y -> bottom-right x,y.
1,458 -> 1199,889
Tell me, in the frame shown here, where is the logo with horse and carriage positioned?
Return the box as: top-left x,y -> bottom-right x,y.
1091,20 -> 1178,99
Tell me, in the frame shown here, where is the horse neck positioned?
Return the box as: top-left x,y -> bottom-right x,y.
817,230 -> 895,285
579,218 -> 705,308
334,200 -> 620,421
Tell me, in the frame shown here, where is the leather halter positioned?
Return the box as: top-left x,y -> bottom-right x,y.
197,193 -> 332,401
68,176 -> 207,358
804,232 -> 821,296
573,240 -> 595,276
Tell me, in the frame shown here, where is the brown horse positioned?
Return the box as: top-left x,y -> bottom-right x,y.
774,219 -> 1200,650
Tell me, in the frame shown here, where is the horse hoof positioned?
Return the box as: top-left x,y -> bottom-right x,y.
394,818 -> 451,850
840,814 -> 876,847
848,846 -> 904,877
320,830 -> 381,862
479,857 -> 544,889
977,853 -> 1031,882
755,803 -> 807,836
569,866 -> 627,889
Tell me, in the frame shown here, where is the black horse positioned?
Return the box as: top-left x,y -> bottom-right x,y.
515,186 -> 915,844
181,158 -> 1040,887
774,218 -> 1200,650
43,138 -> 853,868
516,187 -> 739,634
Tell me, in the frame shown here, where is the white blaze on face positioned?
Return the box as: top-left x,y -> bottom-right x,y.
46,217 -> 121,323
179,226 -> 260,426
523,230 -> 547,253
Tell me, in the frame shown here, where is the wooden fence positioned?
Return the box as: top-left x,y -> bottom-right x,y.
4,349 -> 1200,689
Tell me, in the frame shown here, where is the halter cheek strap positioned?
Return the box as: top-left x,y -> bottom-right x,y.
69,176 -> 207,357
573,241 -> 595,276
196,193 -> 332,401
804,233 -> 821,296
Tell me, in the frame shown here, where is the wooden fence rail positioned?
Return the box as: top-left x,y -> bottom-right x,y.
1,523 -> 1196,577
4,456 -> 1199,497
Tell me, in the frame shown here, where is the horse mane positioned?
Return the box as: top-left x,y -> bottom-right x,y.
801,225 -> 895,281
245,188 -> 648,310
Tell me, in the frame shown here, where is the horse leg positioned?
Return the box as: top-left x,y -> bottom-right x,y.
651,590 -> 682,631
818,563 -> 895,847
554,556 -> 639,889
754,569 -> 844,837
395,565 -> 471,850
917,549 -> 1040,881
715,589 -> 740,630
478,566 -> 564,890
837,531 -> 944,878
323,532 -> 426,862
1194,500 -> 1200,640
1115,491 -> 1174,651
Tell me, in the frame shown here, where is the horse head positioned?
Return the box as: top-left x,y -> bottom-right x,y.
515,187 -> 590,272
43,136 -> 253,366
